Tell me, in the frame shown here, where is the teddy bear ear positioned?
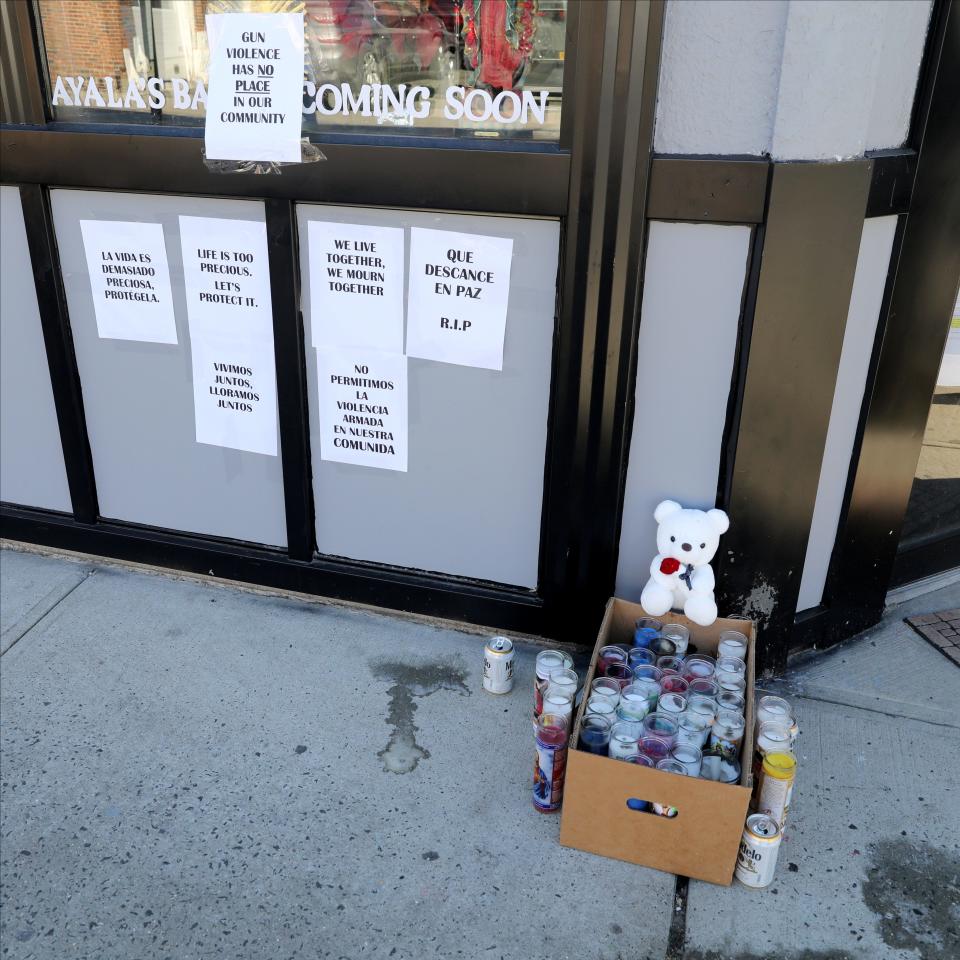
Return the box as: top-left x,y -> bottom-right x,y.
654,500 -> 683,523
707,508 -> 730,534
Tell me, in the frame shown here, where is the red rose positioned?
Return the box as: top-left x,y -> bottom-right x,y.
660,557 -> 681,575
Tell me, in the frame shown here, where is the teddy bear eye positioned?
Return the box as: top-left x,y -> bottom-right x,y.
670,536 -> 675,542
700,542 -> 705,548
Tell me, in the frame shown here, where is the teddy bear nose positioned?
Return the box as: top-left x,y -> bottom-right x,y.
681,542 -> 692,552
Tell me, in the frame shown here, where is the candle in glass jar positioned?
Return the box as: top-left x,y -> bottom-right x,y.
657,692 -> 688,719
648,637 -> 678,659
609,719 -> 644,759
682,656 -> 716,681
661,674 -> 689,696
661,623 -> 690,656
676,711 -> 710,748
547,667 -> 578,703
628,647 -> 657,670
543,689 -> 573,723
616,683 -> 651,721
716,655 -> 746,679
686,694 -> 717,726
590,677 -> 621,705
633,617 -> 663,648
604,662 -> 634,689
642,712 -> 679,749
671,743 -> 702,777
585,695 -> 617,727
716,673 -> 746,695
640,736 -> 671,762
631,664 -> 664,685
598,645 -> 627,674
534,650 -> 570,722
708,708 -> 745,761
657,655 -> 684,676
717,690 -> 745,715
579,715 -> 612,755
688,677 -> 720,699
756,694 -> 792,727
631,677 -> 661,712
718,630 -> 748,660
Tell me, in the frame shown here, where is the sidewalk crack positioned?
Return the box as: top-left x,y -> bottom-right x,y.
664,875 -> 689,960
0,569 -> 95,657
789,690 -> 958,730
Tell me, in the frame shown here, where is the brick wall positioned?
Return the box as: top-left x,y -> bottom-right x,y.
39,0 -> 128,81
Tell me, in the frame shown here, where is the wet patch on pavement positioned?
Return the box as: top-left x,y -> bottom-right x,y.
862,838 -> 960,960
370,659 -> 470,774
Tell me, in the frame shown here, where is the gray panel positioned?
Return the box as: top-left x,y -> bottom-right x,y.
0,185 -> 72,512
298,205 -> 559,588
616,221 -> 751,599
50,190 -> 286,547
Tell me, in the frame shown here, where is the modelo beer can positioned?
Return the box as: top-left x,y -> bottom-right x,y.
482,636 -> 515,694
533,649 -> 573,721
755,750 -> 797,829
735,813 -> 781,888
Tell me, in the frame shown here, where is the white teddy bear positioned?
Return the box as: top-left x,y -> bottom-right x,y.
639,499 -> 730,627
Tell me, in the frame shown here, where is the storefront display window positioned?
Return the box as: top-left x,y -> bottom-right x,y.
897,288 -> 960,558
37,0 -> 566,140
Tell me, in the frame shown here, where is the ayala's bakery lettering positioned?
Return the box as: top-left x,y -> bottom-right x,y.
50,76 -> 549,126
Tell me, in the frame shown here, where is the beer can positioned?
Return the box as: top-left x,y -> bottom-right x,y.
533,649 -> 572,720
482,636 -> 515,695
735,813 -> 782,888
533,714 -> 569,813
755,751 -> 796,829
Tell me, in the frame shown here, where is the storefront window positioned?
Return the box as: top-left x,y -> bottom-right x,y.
897,287 -> 960,558
38,0 -> 566,140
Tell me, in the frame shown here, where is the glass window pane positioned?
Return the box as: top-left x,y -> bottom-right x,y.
50,189 -> 288,547
0,186 -> 73,513
296,203 -> 560,587
38,0 -> 566,142
898,287 -> 960,553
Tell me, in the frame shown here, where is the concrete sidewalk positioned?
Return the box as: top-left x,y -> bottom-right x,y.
1,546 -> 958,960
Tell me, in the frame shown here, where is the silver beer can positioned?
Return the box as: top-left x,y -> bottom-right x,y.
483,636 -> 515,694
735,813 -> 782,889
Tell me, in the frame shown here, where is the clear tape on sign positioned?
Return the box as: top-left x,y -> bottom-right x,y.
203,139 -> 326,176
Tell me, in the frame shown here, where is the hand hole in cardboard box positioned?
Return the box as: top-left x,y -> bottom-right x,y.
626,798 -> 679,817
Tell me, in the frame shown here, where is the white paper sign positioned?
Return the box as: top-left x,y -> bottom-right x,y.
79,220 -> 177,344
307,221 -> 405,352
178,215 -> 274,345
405,227 -> 514,371
179,215 -> 277,456
204,12 -> 305,163
190,334 -> 278,457
316,348 -> 408,472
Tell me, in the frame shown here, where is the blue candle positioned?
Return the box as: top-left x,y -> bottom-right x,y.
579,726 -> 610,755
633,626 -> 659,648
628,647 -> 656,669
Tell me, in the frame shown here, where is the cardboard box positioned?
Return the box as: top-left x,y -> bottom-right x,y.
559,598 -> 756,886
